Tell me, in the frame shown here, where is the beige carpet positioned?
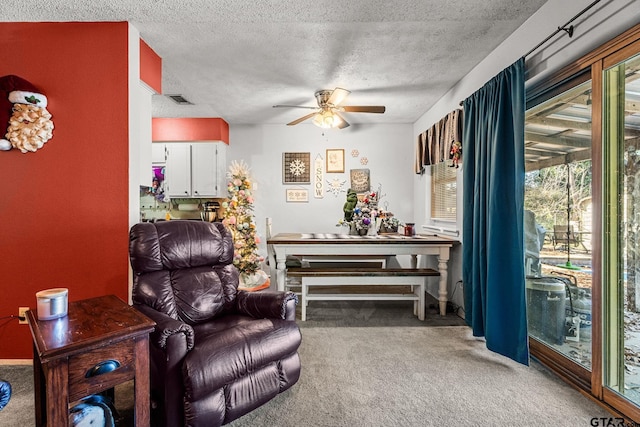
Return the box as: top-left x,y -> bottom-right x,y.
0,319 -> 612,426
229,326 -> 611,427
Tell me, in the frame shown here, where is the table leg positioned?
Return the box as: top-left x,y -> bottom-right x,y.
418,282 -> 426,321
134,337 -> 151,426
410,254 -> 418,269
32,344 -> 45,427
301,282 -> 307,321
276,256 -> 287,292
437,250 -> 450,316
45,359 -> 69,426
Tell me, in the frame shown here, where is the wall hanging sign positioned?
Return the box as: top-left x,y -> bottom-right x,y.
326,178 -> 347,197
326,148 -> 344,173
283,152 -> 311,184
314,154 -> 324,198
286,188 -> 309,203
350,168 -> 370,193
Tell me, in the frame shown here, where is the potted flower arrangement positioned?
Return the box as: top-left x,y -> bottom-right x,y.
352,204 -> 373,235
378,213 -> 402,234
338,190 -> 378,235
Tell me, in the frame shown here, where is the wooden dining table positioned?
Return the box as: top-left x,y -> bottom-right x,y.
267,232 -> 459,315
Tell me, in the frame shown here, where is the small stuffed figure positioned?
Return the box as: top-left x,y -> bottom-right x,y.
449,140 -> 462,168
0,75 -> 54,153
343,188 -> 358,222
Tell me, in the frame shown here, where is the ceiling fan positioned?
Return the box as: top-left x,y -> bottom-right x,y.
273,87 -> 385,129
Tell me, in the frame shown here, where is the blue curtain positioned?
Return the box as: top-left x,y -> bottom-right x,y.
462,58 -> 528,365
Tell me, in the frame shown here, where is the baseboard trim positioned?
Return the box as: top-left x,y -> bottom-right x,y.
0,359 -> 32,365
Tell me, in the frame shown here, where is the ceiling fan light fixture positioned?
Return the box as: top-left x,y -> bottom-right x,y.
313,110 -> 340,128
275,87 -> 384,128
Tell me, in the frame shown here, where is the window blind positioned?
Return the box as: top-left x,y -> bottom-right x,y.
431,162 -> 457,221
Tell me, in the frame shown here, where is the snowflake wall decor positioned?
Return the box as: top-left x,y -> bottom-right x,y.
360,157 -> 369,165
282,152 -> 310,184
326,178 -> 347,197
289,159 -> 306,176
351,149 -> 359,157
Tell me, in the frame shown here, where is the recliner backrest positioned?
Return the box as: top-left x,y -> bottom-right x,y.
129,221 -> 239,325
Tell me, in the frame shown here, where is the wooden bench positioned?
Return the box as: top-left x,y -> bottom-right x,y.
265,218 -> 391,296
286,267 -> 440,321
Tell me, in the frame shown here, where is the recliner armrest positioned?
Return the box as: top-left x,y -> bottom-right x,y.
133,304 -> 195,351
235,290 -> 298,320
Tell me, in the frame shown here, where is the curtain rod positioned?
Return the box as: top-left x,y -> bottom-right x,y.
523,0 -> 602,58
459,0 -> 603,107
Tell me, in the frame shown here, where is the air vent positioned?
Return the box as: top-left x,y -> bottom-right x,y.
166,94 -> 193,105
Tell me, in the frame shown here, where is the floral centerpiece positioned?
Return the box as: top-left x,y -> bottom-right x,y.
338,190 -> 379,235
220,160 -> 268,290
378,211 -> 403,233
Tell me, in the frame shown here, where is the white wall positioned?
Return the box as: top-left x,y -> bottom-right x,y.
411,0 -> 640,308
228,122 -> 414,256
128,24 -> 142,230
222,0 -> 638,309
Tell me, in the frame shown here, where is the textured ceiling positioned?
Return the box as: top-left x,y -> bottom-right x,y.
1,0 -> 548,126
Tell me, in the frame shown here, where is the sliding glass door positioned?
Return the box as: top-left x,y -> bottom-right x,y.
525,79 -> 594,380
524,25 -> 640,420
603,51 -> 640,410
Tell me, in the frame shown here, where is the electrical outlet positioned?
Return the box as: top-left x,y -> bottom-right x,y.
18,307 -> 29,324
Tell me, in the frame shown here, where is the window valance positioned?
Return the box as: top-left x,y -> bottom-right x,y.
415,108 -> 463,174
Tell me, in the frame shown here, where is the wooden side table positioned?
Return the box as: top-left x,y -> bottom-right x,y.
27,294 -> 156,427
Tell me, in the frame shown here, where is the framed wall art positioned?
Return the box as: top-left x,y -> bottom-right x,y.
283,152 -> 311,184
350,168 -> 370,193
326,149 -> 345,173
285,188 -> 309,202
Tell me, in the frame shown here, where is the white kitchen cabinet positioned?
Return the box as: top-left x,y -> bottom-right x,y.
165,142 -> 226,197
151,143 -> 166,163
191,144 -> 218,197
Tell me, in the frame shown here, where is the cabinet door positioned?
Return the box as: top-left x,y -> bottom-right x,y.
151,143 -> 166,163
216,143 -> 227,195
165,143 -> 191,197
191,144 -> 218,197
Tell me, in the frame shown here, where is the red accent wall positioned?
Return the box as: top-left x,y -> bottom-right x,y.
152,118 -> 229,144
140,38 -> 162,93
0,22 -> 130,359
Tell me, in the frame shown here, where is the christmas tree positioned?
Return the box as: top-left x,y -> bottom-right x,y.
220,160 -> 264,282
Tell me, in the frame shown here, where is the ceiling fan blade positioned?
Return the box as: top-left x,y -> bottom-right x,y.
287,112 -> 317,126
273,104 -> 318,109
342,106 -> 386,114
334,112 -> 350,129
327,88 -> 351,106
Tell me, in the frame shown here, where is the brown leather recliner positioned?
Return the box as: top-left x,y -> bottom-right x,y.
129,220 -> 301,427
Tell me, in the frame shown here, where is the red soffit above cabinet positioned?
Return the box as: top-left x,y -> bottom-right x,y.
140,38 -> 162,93
152,118 -> 229,144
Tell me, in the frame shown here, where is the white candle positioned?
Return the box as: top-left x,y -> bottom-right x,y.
35,288 -> 68,320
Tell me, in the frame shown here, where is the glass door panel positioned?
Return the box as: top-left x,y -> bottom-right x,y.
525,81 -> 593,370
603,52 -> 640,406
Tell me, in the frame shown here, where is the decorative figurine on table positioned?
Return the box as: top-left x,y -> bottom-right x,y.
343,188 -> 358,222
